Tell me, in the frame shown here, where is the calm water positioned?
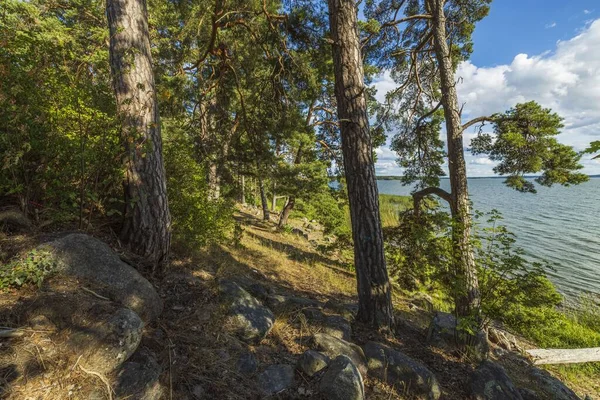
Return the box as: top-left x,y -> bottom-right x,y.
377,177 -> 600,299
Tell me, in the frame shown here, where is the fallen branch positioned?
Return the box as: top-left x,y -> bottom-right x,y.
526,347 -> 600,365
79,364 -> 113,400
81,286 -> 110,301
0,328 -> 23,338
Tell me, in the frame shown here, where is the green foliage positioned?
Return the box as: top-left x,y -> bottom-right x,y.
0,0 -> 121,223
379,194 -> 412,227
584,140 -> 600,159
471,102 -> 589,193
385,206 -> 453,290
295,188 -> 347,235
163,121 -> 234,250
0,248 -> 57,290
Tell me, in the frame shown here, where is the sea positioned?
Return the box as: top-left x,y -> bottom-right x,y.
377,177 -> 600,300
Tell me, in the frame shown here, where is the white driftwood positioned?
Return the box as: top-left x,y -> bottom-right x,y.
526,347 -> 600,365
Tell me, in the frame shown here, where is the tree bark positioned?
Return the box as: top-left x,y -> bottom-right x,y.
240,174 -> 246,205
107,0 -> 171,268
327,0 -> 394,329
429,0 -> 480,317
258,175 -> 270,221
278,196 -> 295,227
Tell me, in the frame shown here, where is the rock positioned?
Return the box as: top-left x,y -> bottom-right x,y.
518,388 -> 541,400
0,208 -> 32,232
219,280 -> 274,343
488,327 -> 517,351
528,366 -> 580,400
410,293 -> 434,312
114,348 -> 163,400
236,352 -> 258,375
470,360 -> 523,400
364,341 -> 441,399
28,314 -> 57,332
247,282 -> 271,300
267,294 -> 322,311
44,234 -> 163,321
297,350 -> 330,377
312,333 -> 367,376
427,312 -> 489,359
301,309 -> 352,340
70,307 -> 144,373
319,355 -> 364,400
257,364 -> 295,396
322,315 -> 352,341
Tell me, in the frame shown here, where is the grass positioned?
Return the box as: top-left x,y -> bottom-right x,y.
379,194 -> 412,227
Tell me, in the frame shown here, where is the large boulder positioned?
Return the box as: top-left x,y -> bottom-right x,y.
257,364 -> 295,396
364,341 -> 441,399
70,307 -> 144,374
301,308 -> 352,340
470,361 -> 523,400
297,350 -> 330,377
0,208 -> 32,232
219,280 -> 274,343
319,355 -> 364,400
114,348 -> 163,400
312,333 -> 367,376
528,367 -> 580,400
427,311 -> 489,359
44,234 -> 163,321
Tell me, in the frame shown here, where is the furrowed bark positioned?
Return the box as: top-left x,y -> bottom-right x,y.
429,0 -> 480,317
327,0 -> 394,329
278,196 -> 295,227
107,0 -> 171,268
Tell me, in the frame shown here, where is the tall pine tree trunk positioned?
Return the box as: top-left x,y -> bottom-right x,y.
429,0 -> 480,317
327,0 -> 394,329
278,196 -> 295,227
258,175 -> 270,221
107,0 -> 171,268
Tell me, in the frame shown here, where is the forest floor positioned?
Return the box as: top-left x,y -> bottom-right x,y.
0,207 -> 598,399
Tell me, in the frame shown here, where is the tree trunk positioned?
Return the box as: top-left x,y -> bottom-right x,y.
429,0 -> 480,317
107,0 -> 171,268
258,175 -> 270,221
327,0 -> 394,329
240,174 -> 246,205
271,182 -> 277,211
278,196 -> 295,227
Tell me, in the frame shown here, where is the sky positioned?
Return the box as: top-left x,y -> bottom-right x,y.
372,1 -> 600,177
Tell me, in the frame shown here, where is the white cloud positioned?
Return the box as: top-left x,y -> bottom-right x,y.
545,22 -> 557,29
584,10 -> 592,15
470,157 -> 494,165
372,18 -> 600,176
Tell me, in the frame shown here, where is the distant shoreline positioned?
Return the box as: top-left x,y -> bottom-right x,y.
377,174 -> 600,180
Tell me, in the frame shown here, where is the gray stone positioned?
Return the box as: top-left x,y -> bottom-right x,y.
0,208 -> 32,232
258,364 -> 295,396
236,352 -> 258,375
266,294 -> 322,311
44,234 -> 163,322
518,388 -> 541,400
312,333 -> 367,376
528,366 -> 580,400
114,348 -> 163,400
219,280 -> 274,343
297,350 -> 329,377
411,293 -> 434,312
471,361 -> 523,400
322,315 -> 352,341
247,282 -> 271,300
364,341 -> 441,399
427,312 -> 489,359
319,355 -> 364,400
70,307 -> 144,373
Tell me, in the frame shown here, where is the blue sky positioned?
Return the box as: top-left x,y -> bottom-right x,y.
373,1 -> 600,177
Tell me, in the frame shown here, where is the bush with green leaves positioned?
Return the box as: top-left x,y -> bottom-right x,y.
0,248 -> 57,289
163,121 -> 234,251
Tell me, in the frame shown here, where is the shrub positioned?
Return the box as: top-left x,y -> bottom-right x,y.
163,121 -> 234,251
0,248 -> 57,289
